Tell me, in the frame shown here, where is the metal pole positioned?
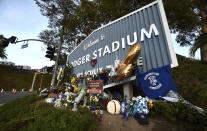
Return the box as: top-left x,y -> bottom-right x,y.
39,75 -> 43,89
31,73 -> 38,91
50,29 -> 64,89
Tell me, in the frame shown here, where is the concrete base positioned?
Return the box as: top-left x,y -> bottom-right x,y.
123,83 -> 133,100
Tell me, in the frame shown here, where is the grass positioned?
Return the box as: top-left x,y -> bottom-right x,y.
0,65 -> 52,91
0,94 -> 98,131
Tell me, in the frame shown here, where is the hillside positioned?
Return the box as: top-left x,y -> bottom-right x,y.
0,65 -> 52,91
172,55 -> 207,110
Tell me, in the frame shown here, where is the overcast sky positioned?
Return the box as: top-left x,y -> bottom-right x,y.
0,0 -> 200,69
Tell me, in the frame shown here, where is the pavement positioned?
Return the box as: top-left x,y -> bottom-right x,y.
0,91 -> 37,105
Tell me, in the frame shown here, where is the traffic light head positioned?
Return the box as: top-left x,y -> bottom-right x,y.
47,67 -> 53,72
9,36 -> 17,43
45,46 -> 55,60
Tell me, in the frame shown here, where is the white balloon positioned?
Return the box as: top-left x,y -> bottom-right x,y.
107,100 -> 121,115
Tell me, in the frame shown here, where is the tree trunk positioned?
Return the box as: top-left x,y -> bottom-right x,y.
201,44 -> 207,61
200,11 -> 207,62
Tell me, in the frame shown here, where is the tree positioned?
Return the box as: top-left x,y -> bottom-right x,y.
162,0 -> 207,61
34,0 -> 79,54
0,35 -> 8,59
0,47 -> 7,59
35,0 -> 207,62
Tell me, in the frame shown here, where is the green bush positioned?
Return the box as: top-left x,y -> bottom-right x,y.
0,95 -> 98,131
149,101 -> 207,131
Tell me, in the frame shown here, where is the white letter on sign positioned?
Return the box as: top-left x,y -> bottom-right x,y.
112,41 -> 120,52
103,45 -> 111,56
141,24 -> 159,41
86,54 -> 90,62
93,50 -> 97,59
127,32 -> 137,45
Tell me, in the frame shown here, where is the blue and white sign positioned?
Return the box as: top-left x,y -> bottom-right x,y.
67,0 -> 178,87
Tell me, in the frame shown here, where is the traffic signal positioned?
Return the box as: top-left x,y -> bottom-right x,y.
9,36 -> 17,43
47,67 -> 53,72
45,46 -> 55,60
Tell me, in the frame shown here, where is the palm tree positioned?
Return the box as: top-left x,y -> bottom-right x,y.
0,47 -> 7,59
0,35 -> 8,59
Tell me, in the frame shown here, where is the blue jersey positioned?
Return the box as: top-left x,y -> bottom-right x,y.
136,65 -> 177,100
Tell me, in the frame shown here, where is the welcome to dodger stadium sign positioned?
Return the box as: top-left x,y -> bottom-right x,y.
67,0 -> 178,80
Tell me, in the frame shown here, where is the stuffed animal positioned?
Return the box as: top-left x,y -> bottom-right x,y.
107,100 -> 121,114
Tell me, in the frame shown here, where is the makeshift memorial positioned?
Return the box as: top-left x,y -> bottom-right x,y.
121,95 -> 128,115
99,71 -> 108,85
14,89 -> 16,94
160,90 -> 205,115
45,98 -> 54,103
116,43 -> 142,81
66,92 -> 76,104
148,101 -> 153,109
107,100 -> 121,114
40,88 -> 50,98
136,64 -> 177,100
72,86 -> 87,111
122,99 -> 134,127
83,96 -> 87,107
54,99 -> 62,107
87,80 -> 103,94
133,113 -> 149,125
124,43 -> 142,65
131,97 -> 149,115
109,57 -> 121,77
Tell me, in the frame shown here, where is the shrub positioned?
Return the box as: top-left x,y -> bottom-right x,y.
0,95 -> 98,131
149,101 -> 207,131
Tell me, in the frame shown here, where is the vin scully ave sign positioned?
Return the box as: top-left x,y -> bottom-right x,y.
67,0 -> 178,87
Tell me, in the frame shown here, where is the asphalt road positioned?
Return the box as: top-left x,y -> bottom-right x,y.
0,91 -> 36,105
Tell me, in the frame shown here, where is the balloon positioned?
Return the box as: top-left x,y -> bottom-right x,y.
115,43 -> 142,81
71,77 -> 77,84
73,85 -> 79,93
148,101 -> 153,109
124,44 -> 142,65
116,63 -> 133,81
107,100 -> 121,114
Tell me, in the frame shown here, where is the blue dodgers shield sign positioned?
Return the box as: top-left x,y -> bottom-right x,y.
136,65 -> 177,99
67,0 -> 178,87
144,72 -> 162,90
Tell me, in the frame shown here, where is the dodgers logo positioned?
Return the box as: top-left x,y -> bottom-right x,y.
144,72 -> 162,90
